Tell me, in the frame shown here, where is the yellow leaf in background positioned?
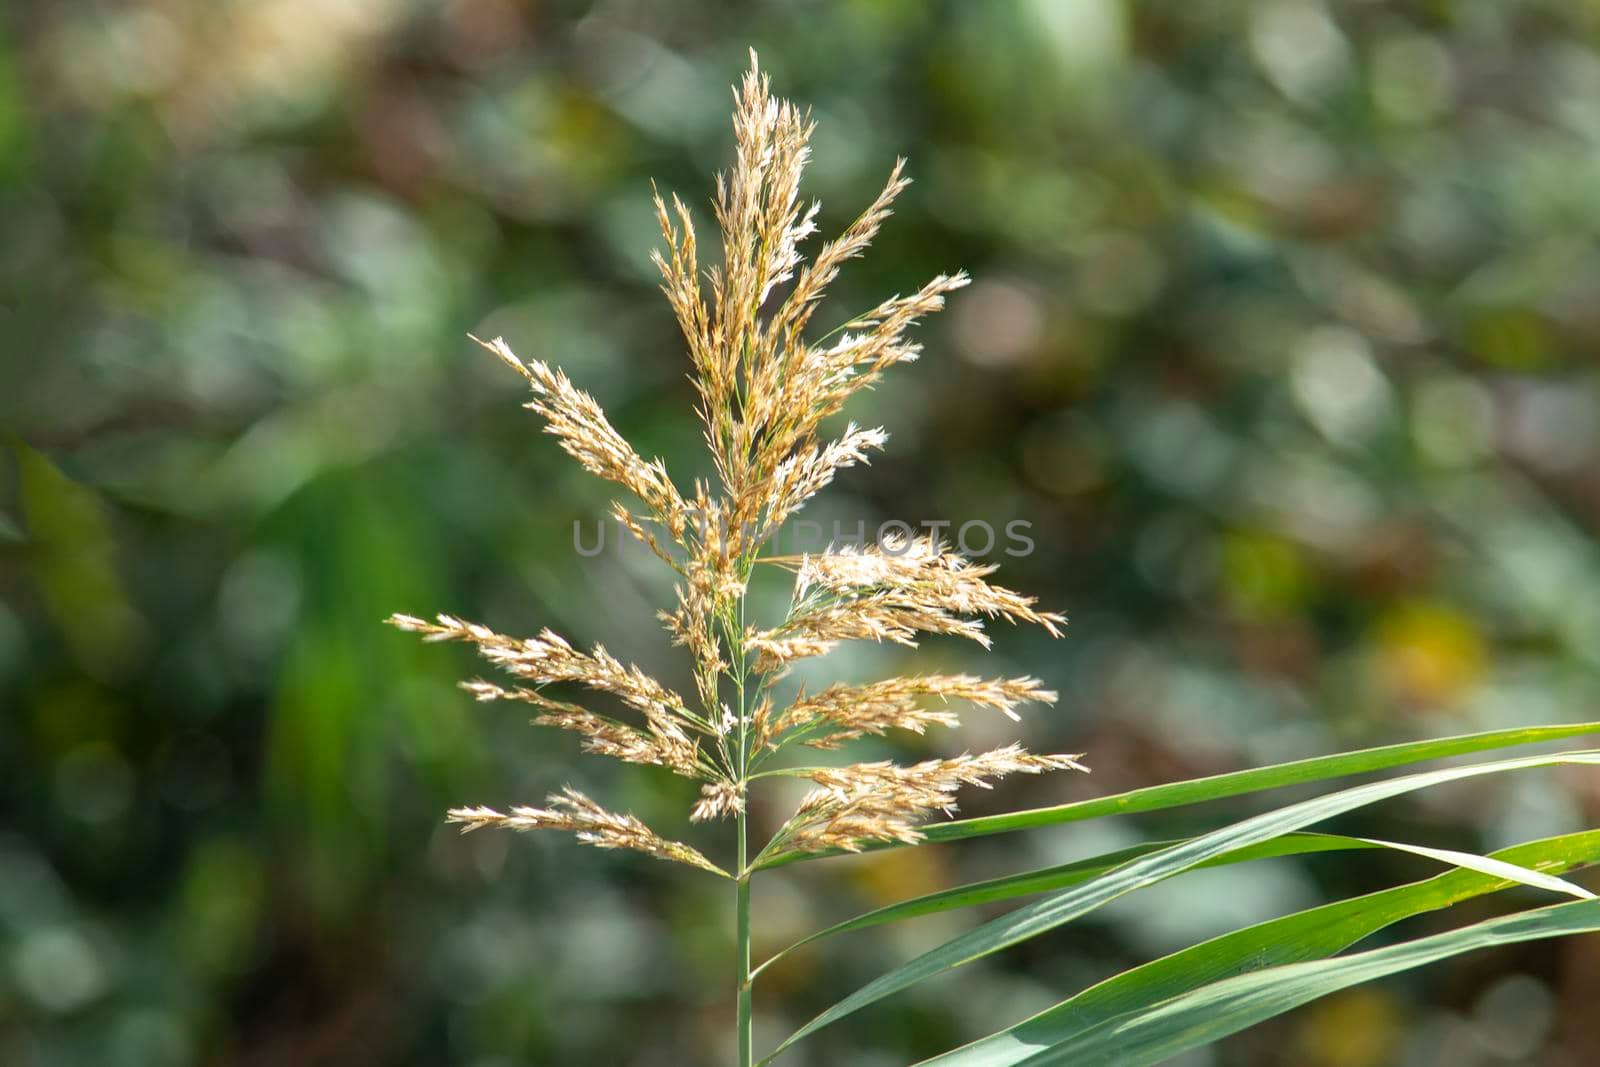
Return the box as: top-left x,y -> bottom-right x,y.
850,838 -> 952,908
1373,600 -> 1485,706
1291,987 -> 1402,1067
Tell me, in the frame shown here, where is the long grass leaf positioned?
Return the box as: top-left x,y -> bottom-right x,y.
754,833 -> 1377,978
921,829 -> 1600,1065
1012,897 -> 1600,1065
762,749 -> 1600,1060
756,720 -> 1600,869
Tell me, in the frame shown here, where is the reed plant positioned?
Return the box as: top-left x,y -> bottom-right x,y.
392,53 -> 1600,1065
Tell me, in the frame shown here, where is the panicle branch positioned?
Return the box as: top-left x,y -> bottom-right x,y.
387,613 -> 711,767
754,423 -> 887,545
747,595 -> 990,675
470,334 -> 689,538
770,746 -> 1088,856
460,680 -> 706,778
771,674 -> 1057,750
746,534 -> 1066,673
448,787 -> 728,876
794,534 -> 1066,634
754,271 -> 970,468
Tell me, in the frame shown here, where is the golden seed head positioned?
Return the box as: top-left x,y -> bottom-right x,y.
393,52 -> 1079,870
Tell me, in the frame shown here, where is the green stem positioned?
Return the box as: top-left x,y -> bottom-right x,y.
736,808 -> 753,1066
732,567 -> 755,1066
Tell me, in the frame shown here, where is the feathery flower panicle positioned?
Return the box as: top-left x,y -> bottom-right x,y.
391,51 -> 1082,879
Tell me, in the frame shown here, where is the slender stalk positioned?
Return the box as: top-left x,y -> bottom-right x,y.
733,567 -> 754,1066
736,809 -> 753,1066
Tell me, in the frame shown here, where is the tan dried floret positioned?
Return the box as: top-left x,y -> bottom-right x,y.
691,780 -> 746,823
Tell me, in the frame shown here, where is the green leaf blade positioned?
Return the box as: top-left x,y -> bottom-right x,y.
1350,836 -> 1593,900
755,833 -> 1379,977
756,721 -> 1600,870
763,749 -> 1600,1061
1015,897 -> 1600,1066
921,829 -> 1600,1066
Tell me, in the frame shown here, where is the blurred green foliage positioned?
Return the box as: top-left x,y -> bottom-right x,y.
4,1 -> 1600,1064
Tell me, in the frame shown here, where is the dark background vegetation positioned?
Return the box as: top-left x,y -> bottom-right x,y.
5,1 -> 1600,1064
